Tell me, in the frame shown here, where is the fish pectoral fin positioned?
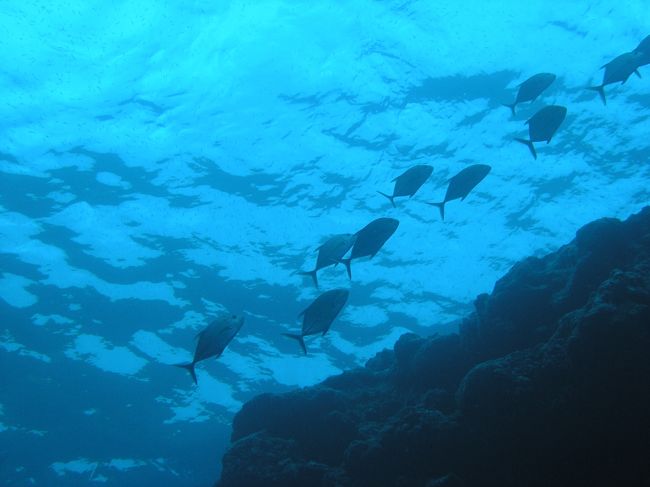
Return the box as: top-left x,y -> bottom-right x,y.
502,102 -> 516,116
426,201 -> 445,220
174,362 -> 198,385
282,333 -> 307,354
297,269 -> 318,288
587,85 -> 607,105
514,138 -> 537,160
635,69 -> 642,79
377,190 -> 396,208
339,258 -> 352,279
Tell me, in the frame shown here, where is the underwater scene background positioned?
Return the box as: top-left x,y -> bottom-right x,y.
1,1 -> 649,486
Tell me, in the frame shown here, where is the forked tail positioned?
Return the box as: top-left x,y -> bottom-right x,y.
282,333 -> 307,354
174,362 -> 197,384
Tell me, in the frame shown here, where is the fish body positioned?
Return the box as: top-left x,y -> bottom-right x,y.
175,314 -> 244,384
503,72 -> 556,116
427,164 -> 491,220
340,218 -> 399,278
298,233 -> 356,287
588,51 -> 643,104
514,105 -> 567,159
634,35 -> 650,66
378,164 -> 433,207
283,289 -> 349,354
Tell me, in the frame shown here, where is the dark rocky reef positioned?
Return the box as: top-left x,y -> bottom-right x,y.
217,207 -> 650,487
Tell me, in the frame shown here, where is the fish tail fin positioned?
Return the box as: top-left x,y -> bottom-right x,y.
588,85 -> 606,105
514,137 -> 537,160
282,333 -> 307,354
340,258 -> 352,279
297,269 -> 318,288
174,362 -> 197,384
377,191 -> 396,208
426,201 -> 445,220
502,102 -> 516,116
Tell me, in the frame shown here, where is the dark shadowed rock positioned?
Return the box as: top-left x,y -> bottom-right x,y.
218,433 -> 327,487
217,206 -> 650,487
425,473 -> 465,487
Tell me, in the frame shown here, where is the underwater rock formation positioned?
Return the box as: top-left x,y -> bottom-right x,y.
216,207 -> 650,487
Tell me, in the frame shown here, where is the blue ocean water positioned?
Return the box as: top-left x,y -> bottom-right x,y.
1,1 -> 648,485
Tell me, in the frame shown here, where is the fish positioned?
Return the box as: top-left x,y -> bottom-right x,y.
633,35 -> 650,67
297,233 -> 357,288
588,51 -> 643,105
175,314 -> 244,384
377,164 -> 433,207
503,73 -> 556,116
282,288 -> 349,354
340,217 -> 399,279
426,164 -> 491,220
514,105 -> 567,160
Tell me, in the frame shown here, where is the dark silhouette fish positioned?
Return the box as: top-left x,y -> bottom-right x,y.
297,233 -> 356,288
340,217 -> 399,279
175,314 -> 244,384
514,105 -> 567,160
282,288 -> 349,354
503,72 -> 556,116
426,164 -> 491,220
378,164 -> 433,207
588,51 -> 642,105
633,35 -> 650,67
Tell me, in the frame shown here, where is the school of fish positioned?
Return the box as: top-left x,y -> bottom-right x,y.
175,34 -> 650,384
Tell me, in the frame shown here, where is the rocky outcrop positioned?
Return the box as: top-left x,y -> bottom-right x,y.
216,207 -> 650,487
